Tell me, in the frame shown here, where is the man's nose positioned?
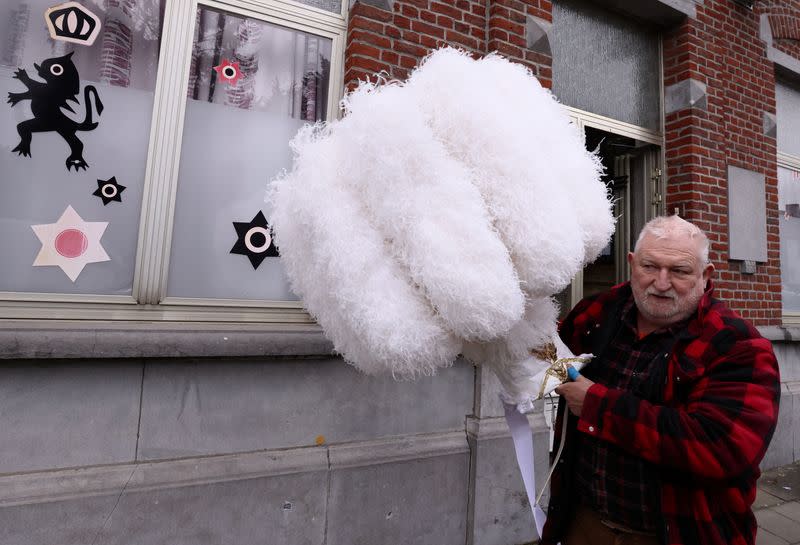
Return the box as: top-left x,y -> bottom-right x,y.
654,269 -> 671,291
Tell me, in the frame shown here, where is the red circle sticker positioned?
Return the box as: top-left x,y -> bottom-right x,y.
55,228 -> 88,258
213,59 -> 242,86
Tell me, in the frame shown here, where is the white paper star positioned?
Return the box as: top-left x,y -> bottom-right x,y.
31,205 -> 110,282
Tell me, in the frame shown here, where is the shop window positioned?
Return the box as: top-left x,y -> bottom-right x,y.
0,0 -> 164,296
777,79 -> 800,318
779,165 -> 800,314
777,81 -> 800,158
295,0 -> 342,14
167,6 -> 331,301
0,0 -> 345,320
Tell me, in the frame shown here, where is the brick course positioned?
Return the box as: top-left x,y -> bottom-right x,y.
345,0 -> 552,88
663,0 -> 800,323
764,0 -> 800,59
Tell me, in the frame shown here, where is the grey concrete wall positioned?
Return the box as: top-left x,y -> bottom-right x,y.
762,338 -> 800,470
0,356 -> 543,545
467,365 -> 550,545
0,357 -> 473,473
0,435 -> 470,545
0,360 -> 143,473
136,357 -> 473,460
0,470 -> 329,545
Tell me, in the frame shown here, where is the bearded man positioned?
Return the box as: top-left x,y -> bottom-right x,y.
542,215 -> 781,545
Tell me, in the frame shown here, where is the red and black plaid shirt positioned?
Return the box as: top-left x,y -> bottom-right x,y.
541,281 -> 781,545
573,297 -> 685,533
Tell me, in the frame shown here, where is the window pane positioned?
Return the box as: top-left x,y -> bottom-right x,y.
0,0 -> 163,295
551,0 -> 661,131
167,7 -> 332,301
777,81 -> 800,158
294,0 -> 342,14
780,166 -> 800,313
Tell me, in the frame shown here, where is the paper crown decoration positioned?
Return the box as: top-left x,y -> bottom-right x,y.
45,2 -> 102,46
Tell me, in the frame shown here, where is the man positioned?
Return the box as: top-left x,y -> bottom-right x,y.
542,215 -> 781,545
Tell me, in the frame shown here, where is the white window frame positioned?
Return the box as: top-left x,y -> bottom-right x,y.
0,0 -> 347,323
779,151 -> 800,325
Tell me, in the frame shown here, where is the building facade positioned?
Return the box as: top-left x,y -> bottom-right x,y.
0,0 -> 797,544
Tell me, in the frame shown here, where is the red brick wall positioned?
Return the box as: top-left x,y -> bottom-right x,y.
661,0 -> 794,324
345,0 -> 552,89
487,0 -> 552,84
765,0 -> 800,59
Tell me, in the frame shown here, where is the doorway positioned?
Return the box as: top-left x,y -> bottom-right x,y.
582,126 -> 662,297
554,122 -> 663,316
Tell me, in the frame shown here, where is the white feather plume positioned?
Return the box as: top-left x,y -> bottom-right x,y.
406,49 -> 613,297
337,81 -> 525,341
269,126 -> 462,378
267,47 -> 614,379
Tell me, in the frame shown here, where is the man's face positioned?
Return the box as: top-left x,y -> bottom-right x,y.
627,233 -> 713,330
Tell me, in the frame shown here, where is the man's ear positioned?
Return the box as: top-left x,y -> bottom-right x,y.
702,262 -> 715,287
627,251 -> 635,267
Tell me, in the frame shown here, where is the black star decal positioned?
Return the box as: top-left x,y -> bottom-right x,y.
230,211 -> 279,269
92,176 -> 125,205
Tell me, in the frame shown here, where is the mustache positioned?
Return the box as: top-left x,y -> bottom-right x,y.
645,288 -> 677,300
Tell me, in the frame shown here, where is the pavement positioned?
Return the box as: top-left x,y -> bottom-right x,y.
756,462 -> 800,545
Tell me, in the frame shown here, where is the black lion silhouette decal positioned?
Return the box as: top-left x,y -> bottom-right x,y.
7,52 -> 103,171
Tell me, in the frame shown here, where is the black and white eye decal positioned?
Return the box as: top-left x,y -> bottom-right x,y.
230,211 -> 279,269
92,176 -> 126,205
45,2 -> 102,46
50,63 -> 64,76
213,59 -> 242,86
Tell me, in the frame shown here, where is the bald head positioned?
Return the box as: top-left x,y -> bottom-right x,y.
634,215 -> 710,265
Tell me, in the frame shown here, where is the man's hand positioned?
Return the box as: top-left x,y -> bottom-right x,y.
554,374 -> 595,417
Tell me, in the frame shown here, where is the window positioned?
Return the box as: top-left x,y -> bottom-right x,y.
779,160 -> 800,317
167,6 -> 331,302
557,107 -> 664,313
0,0 -> 163,298
550,0 -> 662,131
777,80 -> 800,321
0,0 -> 346,321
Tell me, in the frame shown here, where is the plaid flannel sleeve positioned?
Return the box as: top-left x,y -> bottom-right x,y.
576,336 -> 780,480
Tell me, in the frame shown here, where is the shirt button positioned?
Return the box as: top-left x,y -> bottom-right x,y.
676,376 -> 681,382
588,426 -> 595,432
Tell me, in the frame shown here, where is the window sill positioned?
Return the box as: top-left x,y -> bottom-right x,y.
0,321 -> 334,360
758,325 -> 800,343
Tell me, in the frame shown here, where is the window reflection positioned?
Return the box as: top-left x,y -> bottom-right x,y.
779,166 -> 800,313
1,0 -> 163,92
167,8 -> 333,300
186,7 -> 330,121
